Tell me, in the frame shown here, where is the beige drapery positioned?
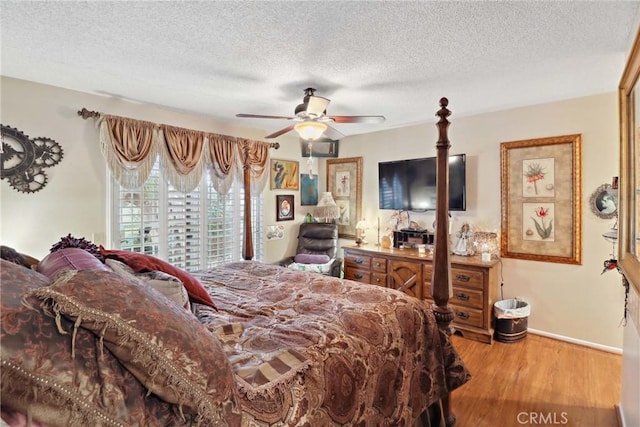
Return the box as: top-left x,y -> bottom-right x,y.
98,114 -> 272,194
99,116 -> 159,189
159,124 -> 206,193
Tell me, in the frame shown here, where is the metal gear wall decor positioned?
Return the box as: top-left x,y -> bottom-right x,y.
1,124 -> 64,193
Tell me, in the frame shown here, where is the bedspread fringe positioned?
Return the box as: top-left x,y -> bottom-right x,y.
235,360 -> 312,401
23,287 -> 230,427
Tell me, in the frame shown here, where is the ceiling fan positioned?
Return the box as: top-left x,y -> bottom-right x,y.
236,88 -> 385,140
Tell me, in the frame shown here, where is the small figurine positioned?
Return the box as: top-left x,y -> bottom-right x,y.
453,223 -> 474,256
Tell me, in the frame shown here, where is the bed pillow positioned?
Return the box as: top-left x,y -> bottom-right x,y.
99,246 -> 216,310
36,247 -> 111,280
0,245 -> 39,269
293,253 -> 331,264
1,260 -> 188,427
105,258 -> 190,310
25,269 -> 242,425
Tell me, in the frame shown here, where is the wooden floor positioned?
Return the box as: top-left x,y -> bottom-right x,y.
449,333 -> 622,427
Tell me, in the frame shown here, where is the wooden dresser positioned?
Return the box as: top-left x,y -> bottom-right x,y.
343,246 -> 499,344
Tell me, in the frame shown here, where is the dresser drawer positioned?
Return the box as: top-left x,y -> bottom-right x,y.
372,257 -> 387,273
424,284 -> 484,310
345,253 -> 371,270
345,269 -> 371,283
371,272 -> 387,286
451,268 -> 484,290
451,304 -> 484,328
451,286 -> 483,309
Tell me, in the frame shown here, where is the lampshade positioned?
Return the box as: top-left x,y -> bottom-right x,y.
314,192 -> 340,222
295,120 -> 327,141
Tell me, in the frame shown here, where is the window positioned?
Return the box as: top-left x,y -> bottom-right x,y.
110,161 -> 263,271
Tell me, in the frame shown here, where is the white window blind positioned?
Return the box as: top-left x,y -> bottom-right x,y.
110,161 -> 263,271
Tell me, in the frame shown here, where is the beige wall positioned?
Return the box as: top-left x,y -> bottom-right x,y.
1,76 -> 625,349
337,92 -> 624,349
0,76 -> 303,262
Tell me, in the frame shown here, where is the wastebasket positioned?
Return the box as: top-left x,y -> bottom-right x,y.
494,299 -> 531,343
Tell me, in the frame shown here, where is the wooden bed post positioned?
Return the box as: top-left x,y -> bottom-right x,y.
430,97 -> 456,427
242,153 -> 254,261
431,97 -> 454,331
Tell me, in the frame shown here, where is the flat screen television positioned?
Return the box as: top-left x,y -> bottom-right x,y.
378,154 -> 466,211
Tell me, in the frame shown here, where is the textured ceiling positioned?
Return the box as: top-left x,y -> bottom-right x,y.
1,1 -> 639,139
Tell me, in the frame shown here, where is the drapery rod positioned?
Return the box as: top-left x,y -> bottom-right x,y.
76,107 -> 280,149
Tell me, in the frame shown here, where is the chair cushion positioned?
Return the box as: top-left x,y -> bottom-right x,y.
294,253 -> 331,264
288,258 -> 335,274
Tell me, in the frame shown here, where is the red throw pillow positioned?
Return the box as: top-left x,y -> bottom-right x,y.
99,246 -> 217,310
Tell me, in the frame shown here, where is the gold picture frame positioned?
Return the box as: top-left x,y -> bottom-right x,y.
270,159 -> 299,190
589,183 -> 618,220
500,134 -> 582,264
326,157 -> 362,239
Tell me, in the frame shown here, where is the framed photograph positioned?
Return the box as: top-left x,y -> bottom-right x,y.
500,134 -> 582,264
327,157 -> 362,239
300,173 -> 318,205
300,139 -> 339,157
589,183 -> 618,219
276,194 -> 294,221
270,159 -> 299,190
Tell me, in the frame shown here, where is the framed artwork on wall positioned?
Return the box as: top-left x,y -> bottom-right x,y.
326,157 -> 362,239
300,139 -> 339,158
300,174 -> 318,206
500,134 -> 582,264
276,194 -> 294,221
270,159 -> 299,190
589,183 -> 618,220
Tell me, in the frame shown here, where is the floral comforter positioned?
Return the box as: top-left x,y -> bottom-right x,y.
195,261 -> 471,426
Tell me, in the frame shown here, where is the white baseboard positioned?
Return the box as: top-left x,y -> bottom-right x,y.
527,328 -> 622,354
615,403 -> 625,427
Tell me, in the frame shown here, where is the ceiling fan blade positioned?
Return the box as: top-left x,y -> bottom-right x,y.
322,124 -> 345,141
264,125 -> 296,139
328,115 -> 386,124
306,96 -> 330,117
236,113 -> 295,120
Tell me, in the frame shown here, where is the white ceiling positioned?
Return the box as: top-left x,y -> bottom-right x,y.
1,1 -> 639,139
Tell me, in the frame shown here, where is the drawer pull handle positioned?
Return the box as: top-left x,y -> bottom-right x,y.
354,273 -> 363,279
456,274 -> 470,282
456,311 -> 469,320
355,258 -> 364,265
455,293 -> 469,301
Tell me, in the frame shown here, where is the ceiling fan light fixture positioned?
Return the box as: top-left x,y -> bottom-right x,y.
295,121 -> 327,140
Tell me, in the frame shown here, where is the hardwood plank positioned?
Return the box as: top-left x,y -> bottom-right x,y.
450,333 -> 622,427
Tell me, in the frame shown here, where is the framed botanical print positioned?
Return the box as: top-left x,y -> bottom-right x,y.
500,134 -> 582,264
326,157 -> 362,239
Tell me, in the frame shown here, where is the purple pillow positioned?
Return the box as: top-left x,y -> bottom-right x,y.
36,248 -> 110,280
294,253 -> 331,264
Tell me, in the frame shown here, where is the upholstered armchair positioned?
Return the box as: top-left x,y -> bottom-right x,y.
277,223 -> 342,277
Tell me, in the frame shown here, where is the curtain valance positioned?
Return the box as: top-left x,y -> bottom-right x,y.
97,114 -> 275,194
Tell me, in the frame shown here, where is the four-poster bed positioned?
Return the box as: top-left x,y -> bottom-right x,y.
1,99 -> 468,426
